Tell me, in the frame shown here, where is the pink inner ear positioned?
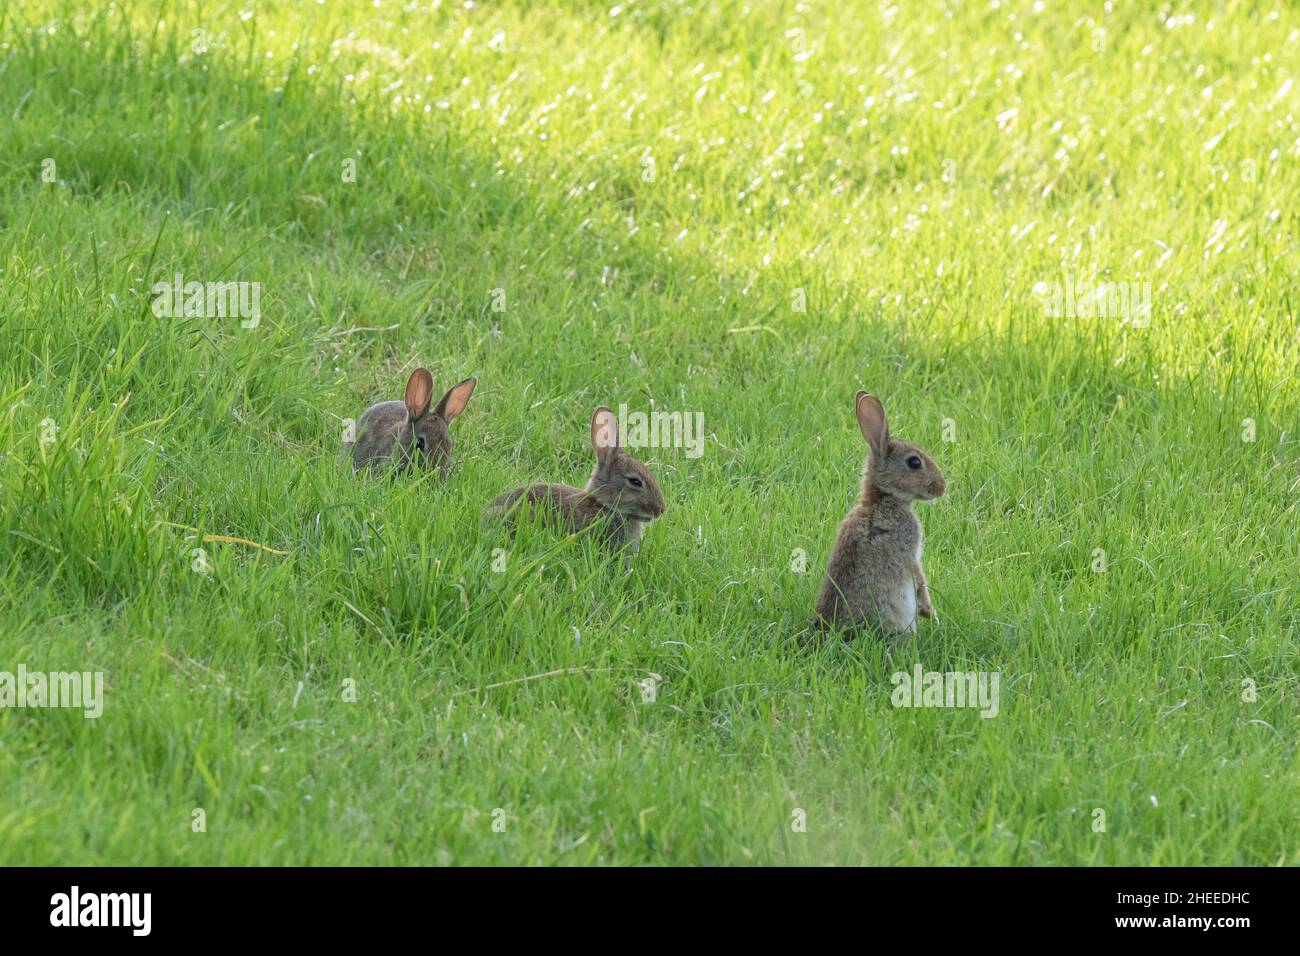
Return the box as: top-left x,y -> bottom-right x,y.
405,370 -> 433,420
592,410 -> 618,456
438,380 -> 473,420
856,397 -> 888,452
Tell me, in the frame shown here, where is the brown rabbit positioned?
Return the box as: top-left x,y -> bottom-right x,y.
813,392 -> 945,637
346,367 -> 476,476
490,406 -> 666,554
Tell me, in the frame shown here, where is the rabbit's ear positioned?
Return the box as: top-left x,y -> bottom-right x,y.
435,376 -> 476,421
405,368 -> 434,420
591,406 -> 619,462
855,391 -> 889,456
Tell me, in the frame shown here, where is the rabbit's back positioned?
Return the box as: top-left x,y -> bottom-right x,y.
493,483 -> 649,553
350,400 -> 410,473
493,483 -> 580,522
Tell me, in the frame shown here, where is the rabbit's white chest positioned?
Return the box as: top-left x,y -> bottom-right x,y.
622,519 -> 646,554
883,523 -> 922,633
893,581 -> 918,633
899,534 -> 924,630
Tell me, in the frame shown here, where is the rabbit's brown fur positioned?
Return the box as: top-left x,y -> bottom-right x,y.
813,392 -> 945,638
491,407 -> 666,554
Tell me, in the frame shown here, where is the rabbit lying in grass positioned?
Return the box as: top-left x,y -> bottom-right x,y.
346,367 -> 476,476
813,392 -> 945,638
490,406 -> 666,555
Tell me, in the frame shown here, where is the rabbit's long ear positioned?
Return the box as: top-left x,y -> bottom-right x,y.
591,406 -> 619,463
405,368 -> 434,420
435,376 -> 476,422
855,391 -> 889,456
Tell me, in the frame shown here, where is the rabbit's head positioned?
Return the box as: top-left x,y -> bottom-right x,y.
855,392 -> 946,502
585,406 -> 667,521
402,368 -> 477,476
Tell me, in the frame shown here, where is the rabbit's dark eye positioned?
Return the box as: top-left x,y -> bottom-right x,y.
627,476 -> 644,488
906,456 -> 922,470
415,437 -> 426,452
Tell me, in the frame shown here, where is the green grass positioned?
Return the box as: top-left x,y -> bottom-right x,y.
1,0 -> 1297,865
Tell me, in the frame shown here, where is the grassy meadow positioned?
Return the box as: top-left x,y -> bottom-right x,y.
0,0 -> 1297,864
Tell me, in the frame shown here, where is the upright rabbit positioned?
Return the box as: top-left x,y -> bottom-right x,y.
346,367 -> 476,476
813,392 -> 945,637
490,406 -> 666,554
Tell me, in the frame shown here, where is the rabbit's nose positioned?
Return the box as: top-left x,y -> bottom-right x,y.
931,478 -> 947,497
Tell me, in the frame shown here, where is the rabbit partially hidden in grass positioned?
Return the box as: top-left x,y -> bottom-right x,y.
490,406 -> 666,555
347,367 -> 476,476
813,392 -> 945,638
